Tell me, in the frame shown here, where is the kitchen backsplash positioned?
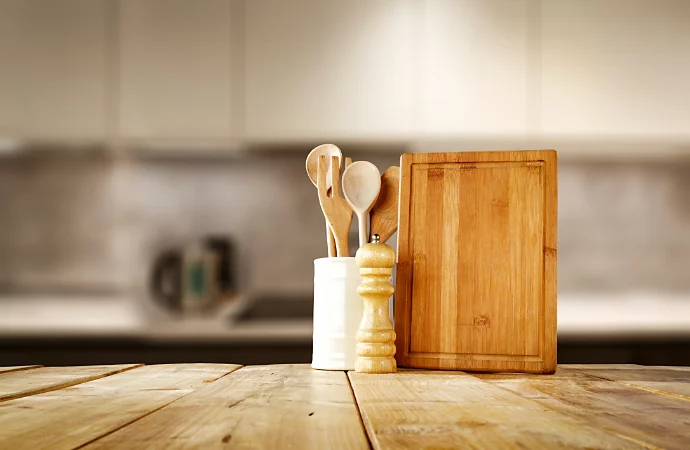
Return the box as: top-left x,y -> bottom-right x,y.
0,153 -> 130,292
0,149 -> 688,297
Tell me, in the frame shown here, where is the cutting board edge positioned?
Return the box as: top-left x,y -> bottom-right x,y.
396,359 -> 557,375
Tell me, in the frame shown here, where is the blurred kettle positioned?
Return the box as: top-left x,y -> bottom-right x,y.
150,236 -> 236,313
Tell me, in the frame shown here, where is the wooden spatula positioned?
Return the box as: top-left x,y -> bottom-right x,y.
306,144 -> 342,256
369,166 -> 400,244
317,155 -> 353,257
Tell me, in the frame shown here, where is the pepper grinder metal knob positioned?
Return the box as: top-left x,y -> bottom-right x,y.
354,234 -> 397,373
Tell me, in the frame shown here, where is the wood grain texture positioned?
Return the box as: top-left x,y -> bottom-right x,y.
306,144 -> 342,257
348,369 -> 637,449
355,239 -> 397,373
369,166 -> 400,244
342,161 -> 381,248
396,150 -> 557,373
567,364 -> 690,400
318,155 -> 354,257
0,364 -> 240,450
3,363 -> 690,449
0,364 -> 141,402
85,364 -> 369,449
477,366 -> 690,449
0,365 -> 42,374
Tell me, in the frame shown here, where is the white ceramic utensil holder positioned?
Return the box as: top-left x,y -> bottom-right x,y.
312,257 -> 363,370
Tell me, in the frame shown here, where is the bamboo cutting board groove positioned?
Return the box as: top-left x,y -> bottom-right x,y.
395,150 -> 557,373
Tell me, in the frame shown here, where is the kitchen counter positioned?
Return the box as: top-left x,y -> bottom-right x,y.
2,293 -> 690,340
2,293 -> 690,367
1,363 -> 689,448
0,295 -> 313,342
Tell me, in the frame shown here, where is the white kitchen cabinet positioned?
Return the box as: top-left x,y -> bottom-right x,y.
119,0 -> 242,140
0,1 -> 22,139
420,0 -> 531,136
1,0 -> 108,141
245,0 -> 419,140
541,0 -> 690,138
245,0 -> 530,140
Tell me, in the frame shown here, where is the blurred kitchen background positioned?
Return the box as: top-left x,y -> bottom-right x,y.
0,0 -> 689,366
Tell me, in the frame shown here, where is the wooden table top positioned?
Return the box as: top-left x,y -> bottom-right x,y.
0,363 -> 689,449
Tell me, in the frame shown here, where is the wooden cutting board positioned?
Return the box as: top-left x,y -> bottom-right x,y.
395,150 -> 557,373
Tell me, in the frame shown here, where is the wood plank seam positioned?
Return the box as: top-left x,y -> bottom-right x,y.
0,364 -> 243,449
72,366 -> 243,449
346,372 -> 374,450
347,372 -> 379,450
0,366 -> 43,375
81,364 -> 369,449
72,401 -> 178,450
575,371 -> 690,403
0,364 -> 144,402
349,368 -> 639,448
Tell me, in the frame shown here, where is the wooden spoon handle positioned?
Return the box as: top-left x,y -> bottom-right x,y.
326,222 -> 336,257
358,213 -> 367,247
338,157 -> 353,256
333,228 -> 349,258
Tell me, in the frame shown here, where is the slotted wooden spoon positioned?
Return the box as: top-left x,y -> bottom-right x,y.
317,155 -> 353,257
306,144 -> 342,256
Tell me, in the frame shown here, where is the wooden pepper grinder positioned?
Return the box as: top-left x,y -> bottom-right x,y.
355,234 -> 396,373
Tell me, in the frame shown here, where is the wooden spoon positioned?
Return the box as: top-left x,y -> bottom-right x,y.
342,161 -> 381,248
369,166 -> 400,244
306,144 -> 342,257
317,155 -> 353,257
